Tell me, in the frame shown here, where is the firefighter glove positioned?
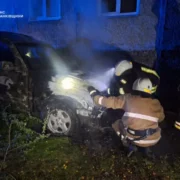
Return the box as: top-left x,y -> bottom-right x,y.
88,86 -> 100,98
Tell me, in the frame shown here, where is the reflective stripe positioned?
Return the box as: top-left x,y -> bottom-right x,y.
175,121 -> 180,126
141,67 -> 160,79
90,90 -> 96,95
121,135 -> 125,140
98,96 -> 104,105
151,86 -> 157,93
143,88 -> 151,94
152,86 -> 157,90
127,136 -> 161,144
175,124 -> 180,130
116,131 -> 120,136
119,88 -> 125,95
120,79 -> 127,84
107,88 -> 110,94
128,129 -> 135,135
175,121 -> 180,130
123,112 -> 158,122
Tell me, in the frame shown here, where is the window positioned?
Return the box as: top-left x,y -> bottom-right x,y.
29,0 -> 61,21
99,0 -> 140,16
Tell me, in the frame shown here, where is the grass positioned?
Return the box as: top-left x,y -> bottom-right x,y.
4,137 -> 180,180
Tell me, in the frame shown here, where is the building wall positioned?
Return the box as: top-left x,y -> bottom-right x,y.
0,0 -> 158,50
78,0 -> 158,51
0,0 -> 158,66
0,0 -> 77,47
76,0 -> 158,67
0,1 -> 18,32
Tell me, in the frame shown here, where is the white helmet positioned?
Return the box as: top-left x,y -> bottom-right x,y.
114,60 -> 133,76
132,78 -> 152,94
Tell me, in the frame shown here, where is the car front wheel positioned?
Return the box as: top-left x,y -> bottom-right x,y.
47,108 -> 72,135
42,100 -> 80,137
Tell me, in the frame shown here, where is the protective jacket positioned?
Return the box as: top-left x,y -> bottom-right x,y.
93,94 -> 165,147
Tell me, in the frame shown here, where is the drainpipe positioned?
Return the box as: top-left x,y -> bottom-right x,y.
155,0 -> 167,71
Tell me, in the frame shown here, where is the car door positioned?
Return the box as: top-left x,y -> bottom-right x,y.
0,40 -> 30,112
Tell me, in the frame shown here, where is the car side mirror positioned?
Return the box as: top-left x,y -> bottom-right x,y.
0,61 -> 15,71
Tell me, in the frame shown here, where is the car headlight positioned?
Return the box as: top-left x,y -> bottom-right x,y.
61,77 -> 74,90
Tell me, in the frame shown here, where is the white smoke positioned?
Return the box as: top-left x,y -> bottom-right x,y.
86,67 -> 115,91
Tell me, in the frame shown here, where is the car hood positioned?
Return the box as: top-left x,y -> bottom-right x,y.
70,70 -> 110,91
31,68 -> 112,105
48,70 -> 109,92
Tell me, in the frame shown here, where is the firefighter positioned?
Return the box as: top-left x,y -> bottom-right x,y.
175,84 -> 180,130
107,60 -> 160,96
105,60 -> 160,141
88,78 -> 165,155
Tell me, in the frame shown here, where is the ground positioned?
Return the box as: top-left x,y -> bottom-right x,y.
1,111 -> 180,180
3,137 -> 180,180
148,112 -> 180,157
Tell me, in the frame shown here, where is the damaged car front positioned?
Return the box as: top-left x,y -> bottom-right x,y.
16,42 -> 101,136
0,32 -> 111,138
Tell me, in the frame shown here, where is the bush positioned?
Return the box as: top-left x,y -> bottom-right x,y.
0,105 -> 49,172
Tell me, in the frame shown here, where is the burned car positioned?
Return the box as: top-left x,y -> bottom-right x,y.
0,32 -> 113,137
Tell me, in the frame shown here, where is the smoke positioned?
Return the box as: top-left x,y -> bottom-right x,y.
66,0 -> 134,75
48,0 -> 130,92
66,0 -> 114,72
86,67 -> 115,91
47,47 -> 70,75
74,0 -> 111,40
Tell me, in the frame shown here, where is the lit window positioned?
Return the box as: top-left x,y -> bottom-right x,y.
29,0 -> 61,21
98,0 -> 140,17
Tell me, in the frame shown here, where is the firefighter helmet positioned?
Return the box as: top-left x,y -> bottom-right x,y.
114,60 -> 133,76
132,78 -> 152,94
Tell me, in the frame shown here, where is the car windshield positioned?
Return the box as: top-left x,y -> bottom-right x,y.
16,43 -> 80,71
